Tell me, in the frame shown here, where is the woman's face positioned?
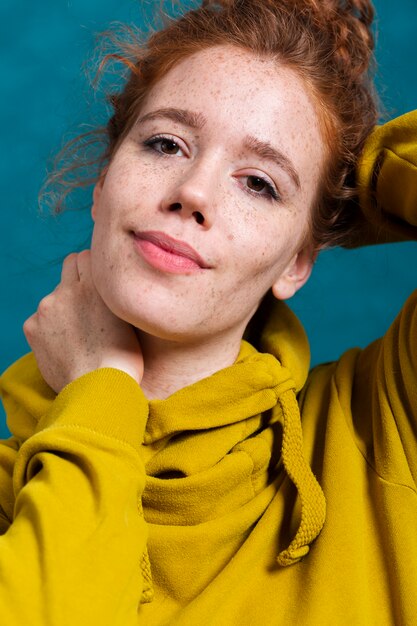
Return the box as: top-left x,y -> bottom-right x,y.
90,46 -> 326,343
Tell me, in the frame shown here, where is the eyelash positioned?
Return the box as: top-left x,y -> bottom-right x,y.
142,134 -> 281,203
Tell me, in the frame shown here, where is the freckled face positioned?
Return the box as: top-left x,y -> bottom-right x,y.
90,46 -> 326,342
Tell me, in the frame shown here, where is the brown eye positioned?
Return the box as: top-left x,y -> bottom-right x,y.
143,135 -> 186,157
247,175 -> 266,192
160,139 -> 180,154
241,174 -> 279,201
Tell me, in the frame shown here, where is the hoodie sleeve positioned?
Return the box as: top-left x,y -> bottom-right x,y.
0,364 -> 151,626
346,110 -> 417,486
346,109 -> 417,247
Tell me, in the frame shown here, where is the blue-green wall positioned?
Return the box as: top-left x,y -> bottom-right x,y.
1,1 -> 416,437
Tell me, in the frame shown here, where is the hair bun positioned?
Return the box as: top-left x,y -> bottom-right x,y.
305,0 -> 375,78
202,0 -> 374,80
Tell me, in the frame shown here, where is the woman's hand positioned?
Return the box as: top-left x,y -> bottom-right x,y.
23,250 -> 143,393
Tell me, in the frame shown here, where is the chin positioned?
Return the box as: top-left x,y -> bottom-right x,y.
102,290 -> 205,342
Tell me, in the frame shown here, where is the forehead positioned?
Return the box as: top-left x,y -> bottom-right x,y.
143,46 -> 319,130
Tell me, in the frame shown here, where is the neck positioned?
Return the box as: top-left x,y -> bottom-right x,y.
137,329 -> 244,400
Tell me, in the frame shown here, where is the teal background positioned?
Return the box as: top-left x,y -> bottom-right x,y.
0,1 -> 416,437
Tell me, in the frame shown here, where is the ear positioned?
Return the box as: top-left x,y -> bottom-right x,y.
271,245 -> 316,301
91,171 -> 107,221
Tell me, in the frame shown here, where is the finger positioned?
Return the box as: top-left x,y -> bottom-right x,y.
61,253 -> 80,284
76,249 -> 93,283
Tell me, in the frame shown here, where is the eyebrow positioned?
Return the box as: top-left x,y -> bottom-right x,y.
137,107 -> 301,189
137,107 -> 207,130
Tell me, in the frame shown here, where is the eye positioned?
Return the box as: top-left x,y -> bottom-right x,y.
143,135 -> 186,157
241,174 -> 280,202
247,176 -> 268,193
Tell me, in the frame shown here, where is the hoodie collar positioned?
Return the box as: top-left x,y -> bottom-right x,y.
142,300 -> 325,566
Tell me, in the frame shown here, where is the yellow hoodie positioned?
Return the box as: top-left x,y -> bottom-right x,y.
0,111 -> 416,625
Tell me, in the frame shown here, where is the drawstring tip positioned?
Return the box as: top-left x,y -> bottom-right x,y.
277,545 -> 310,567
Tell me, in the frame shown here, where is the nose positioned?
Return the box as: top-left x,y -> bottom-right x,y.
160,163 -> 216,228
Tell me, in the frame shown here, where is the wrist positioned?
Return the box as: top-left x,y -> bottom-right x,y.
95,357 -> 143,385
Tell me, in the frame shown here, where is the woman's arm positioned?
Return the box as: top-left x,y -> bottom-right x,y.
348,110 -> 417,484
0,368 -> 151,625
0,252 -> 152,624
348,109 -> 417,246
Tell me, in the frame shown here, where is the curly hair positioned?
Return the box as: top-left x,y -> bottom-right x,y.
43,0 -> 378,250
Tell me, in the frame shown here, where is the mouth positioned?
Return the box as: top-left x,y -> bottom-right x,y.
132,230 -> 212,274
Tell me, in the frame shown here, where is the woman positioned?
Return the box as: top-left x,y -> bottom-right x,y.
0,0 -> 416,623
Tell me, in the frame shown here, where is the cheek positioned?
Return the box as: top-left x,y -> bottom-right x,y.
227,211 -> 287,270
99,153 -> 160,212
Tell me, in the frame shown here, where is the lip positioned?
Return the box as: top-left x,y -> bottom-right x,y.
132,230 -> 211,273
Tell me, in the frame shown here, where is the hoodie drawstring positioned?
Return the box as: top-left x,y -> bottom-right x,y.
276,389 -> 326,566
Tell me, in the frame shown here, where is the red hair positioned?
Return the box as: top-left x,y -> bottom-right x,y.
44,0 -> 378,250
